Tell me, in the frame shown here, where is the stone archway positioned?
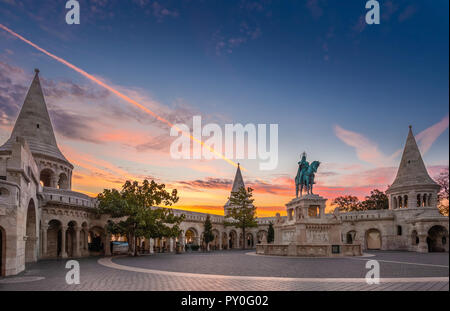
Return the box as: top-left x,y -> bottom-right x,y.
47,219 -> 62,258
40,168 -> 55,188
0,226 -> 5,276
427,226 -> 449,252
222,232 -> 228,250
212,229 -> 220,250
246,233 -> 254,248
366,229 -> 382,250
229,230 -> 237,249
89,226 -> 105,255
185,228 -> 198,245
25,199 -> 37,263
66,221 -> 78,257
58,173 -> 69,190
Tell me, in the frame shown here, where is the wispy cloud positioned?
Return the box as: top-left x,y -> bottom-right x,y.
416,115 -> 449,155
334,116 -> 449,167
334,124 -> 398,166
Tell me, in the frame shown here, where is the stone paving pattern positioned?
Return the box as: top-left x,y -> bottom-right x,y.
0,250 -> 448,291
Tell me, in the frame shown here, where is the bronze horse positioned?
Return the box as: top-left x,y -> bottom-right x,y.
295,160 -> 320,197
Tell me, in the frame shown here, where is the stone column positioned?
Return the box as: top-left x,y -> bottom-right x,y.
149,238 -> 154,254
219,234 -> 223,250
180,236 -> 185,253
61,226 -> 68,258
51,175 -> 58,188
417,233 -> 429,253
196,237 -> 201,251
41,224 -> 48,258
74,228 -> 81,257
84,229 -> 89,255
169,238 -> 174,253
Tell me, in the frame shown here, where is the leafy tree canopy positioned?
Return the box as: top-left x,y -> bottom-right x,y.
97,180 -> 184,255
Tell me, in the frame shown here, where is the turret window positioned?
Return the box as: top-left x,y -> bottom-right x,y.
36,124 -> 40,129
422,194 -> 427,207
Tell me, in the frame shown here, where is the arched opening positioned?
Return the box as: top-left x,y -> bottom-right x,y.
0,226 -> 5,276
411,230 -> 419,246
88,226 -> 105,255
229,231 -> 237,249
246,233 -> 254,248
397,225 -> 402,236
222,232 -> 228,250
422,194 -> 427,207
47,220 -> 62,258
40,169 -> 54,188
403,195 -> 408,208
58,173 -> 69,190
25,199 -> 37,263
66,221 -> 78,257
417,194 -> 421,207
366,229 -> 382,250
212,230 -> 220,250
346,230 -> 356,244
185,228 -> 198,245
427,226 -> 449,252
398,196 -> 403,208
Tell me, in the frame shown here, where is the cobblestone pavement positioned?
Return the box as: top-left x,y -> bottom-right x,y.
0,250 -> 448,291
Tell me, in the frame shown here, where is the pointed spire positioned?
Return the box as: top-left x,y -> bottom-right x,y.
0,69 -> 71,166
389,126 -> 437,189
231,163 -> 245,192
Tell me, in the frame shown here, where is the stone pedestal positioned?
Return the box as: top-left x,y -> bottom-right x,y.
260,194 -> 361,257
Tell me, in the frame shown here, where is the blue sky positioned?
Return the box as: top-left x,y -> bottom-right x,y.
0,0 -> 448,215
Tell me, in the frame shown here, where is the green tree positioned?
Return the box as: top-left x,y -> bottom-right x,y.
224,187 -> 258,249
435,168 -> 449,216
267,222 -> 274,243
97,180 -> 185,256
203,214 -> 215,251
332,195 -> 360,212
359,189 -> 389,210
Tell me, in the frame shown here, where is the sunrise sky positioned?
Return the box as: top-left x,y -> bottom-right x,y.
0,0 -> 448,217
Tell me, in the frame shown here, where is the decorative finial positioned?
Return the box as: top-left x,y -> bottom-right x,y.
237,163 -> 240,167
409,125 -> 412,130
34,68 -> 40,74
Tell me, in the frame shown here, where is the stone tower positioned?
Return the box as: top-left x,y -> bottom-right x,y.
0,69 -> 73,190
224,164 -> 245,216
386,126 -> 440,210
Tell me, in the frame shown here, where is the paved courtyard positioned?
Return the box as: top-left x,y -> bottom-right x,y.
0,250 -> 448,291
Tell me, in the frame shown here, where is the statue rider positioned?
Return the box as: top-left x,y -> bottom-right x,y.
295,152 -> 309,197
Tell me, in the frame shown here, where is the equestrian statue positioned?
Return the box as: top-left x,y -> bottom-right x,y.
295,152 -> 321,197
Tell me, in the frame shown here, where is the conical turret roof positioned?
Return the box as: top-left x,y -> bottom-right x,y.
388,126 -> 438,191
0,69 -> 72,166
231,164 -> 245,192
224,164 -> 246,207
